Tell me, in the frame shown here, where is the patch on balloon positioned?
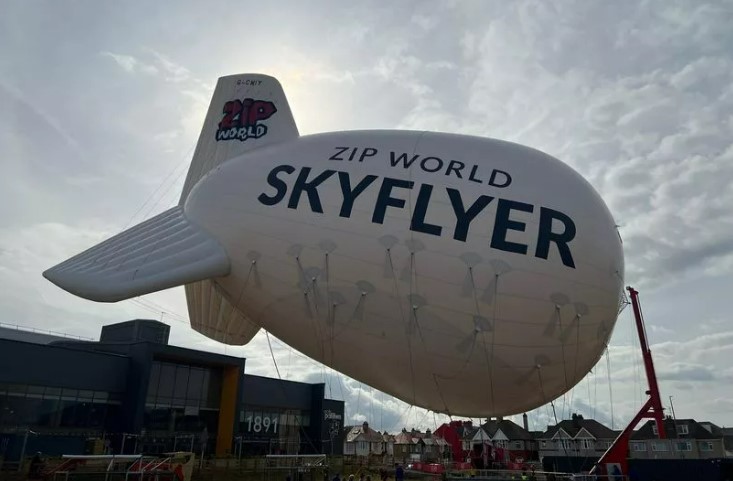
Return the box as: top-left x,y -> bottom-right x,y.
216,98 -> 277,142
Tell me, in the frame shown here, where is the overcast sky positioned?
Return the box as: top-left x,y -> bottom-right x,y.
1,0 -> 732,433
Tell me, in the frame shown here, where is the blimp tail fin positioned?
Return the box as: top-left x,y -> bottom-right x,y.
186,279 -> 261,346
178,73 -> 299,203
177,73 -> 297,345
42,206 -> 230,302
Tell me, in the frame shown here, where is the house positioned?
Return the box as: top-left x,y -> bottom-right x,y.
418,429 -> 452,462
391,428 -> 452,463
538,414 -> 617,458
383,432 -> 395,458
343,422 -> 386,458
435,420 -> 478,462
630,418 -> 730,460
481,416 -> 538,462
393,429 -> 419,463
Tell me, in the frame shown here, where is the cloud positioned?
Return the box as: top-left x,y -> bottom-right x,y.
102,51 -> 159,75
1,0 -> 732,432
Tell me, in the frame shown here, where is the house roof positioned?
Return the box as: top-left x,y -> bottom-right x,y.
345,423 -> 386,443
540,415 -> 616,440
393,431 -> 415,445
461,426 -> 479,440
481,419 -> 533,441
631,419 -> 724,440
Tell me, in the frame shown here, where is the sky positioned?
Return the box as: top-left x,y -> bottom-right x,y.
1,0 -> 732,433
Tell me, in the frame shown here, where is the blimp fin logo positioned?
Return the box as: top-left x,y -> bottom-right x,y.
216,97 -> 277,142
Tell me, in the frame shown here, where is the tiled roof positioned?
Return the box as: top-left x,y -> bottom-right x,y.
345,424 -> 386,443
631,419 -> 724,440
540,416 -> 616,440
481,420 -> 533,441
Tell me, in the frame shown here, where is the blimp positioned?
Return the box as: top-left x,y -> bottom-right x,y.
44,73 -> 624,417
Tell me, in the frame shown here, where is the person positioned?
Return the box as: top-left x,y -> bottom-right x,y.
395,464 -> 404,481
29,452 -> 44,479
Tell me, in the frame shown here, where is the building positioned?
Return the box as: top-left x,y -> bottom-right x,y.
480,417 -> 538,462
343,421 -> 385,458
537,414 -> 617,472
0,319 -> 344,461
630,418 -> 731,460
434,420 -> 476,462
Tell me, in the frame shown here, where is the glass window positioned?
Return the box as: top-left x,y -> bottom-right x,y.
59,399 -> 78,427
93,391 -> 109,404
44,387 -> 61,400
205,370 -> 222,408
61,388 -> 78,401
676,425 -> 689,435
88,402 -> 106,428
187,367 -> 204,401
651,441 -> 668,451
675,441 -> 691,451
158,363 -> 176,398
148,362 -> 162,401
173,365 -> 189,400
37,397 -> 59,427
78,390 -> 94,402
700,441 -> 714,451
26,385 -> 45,399
631,442 -> 646,451
7,384 -> 27,397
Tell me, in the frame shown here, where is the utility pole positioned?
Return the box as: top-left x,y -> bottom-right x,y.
18,429 -> 37,472
669,396 -> 683,460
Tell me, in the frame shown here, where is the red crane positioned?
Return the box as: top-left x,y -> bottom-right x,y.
591,286 -> 666,476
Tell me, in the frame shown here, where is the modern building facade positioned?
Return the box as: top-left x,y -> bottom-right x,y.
0,320 -> 344,462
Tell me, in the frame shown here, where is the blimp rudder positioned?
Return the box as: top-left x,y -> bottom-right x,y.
179,73 -> 300,202
178,73 -> 300,345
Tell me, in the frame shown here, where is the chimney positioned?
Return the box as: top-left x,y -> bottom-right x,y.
426,429 -> 432,437
523,413 -> 529,431
363,421 -> 369,433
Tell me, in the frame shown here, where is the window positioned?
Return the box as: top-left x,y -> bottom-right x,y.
676,425 -> 689,435
651,441 -> 668,452
0,383 -> 120,430
513,441 -> 523,449
675,441 -> 692,452
558,440 -> 573,450
580,439 -> 594,450
631,442 -> 646,452
700,441 -> 714,451
652,423 -> 658,436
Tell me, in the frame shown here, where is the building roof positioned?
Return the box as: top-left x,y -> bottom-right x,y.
540,414 -> 616,440
460,426 -> 479,440
481,419 -> 533,441
345,423 -> 385,443
631,418 -> 725,440
0,324 -> 91,345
